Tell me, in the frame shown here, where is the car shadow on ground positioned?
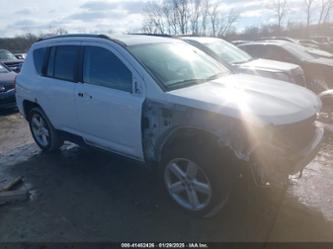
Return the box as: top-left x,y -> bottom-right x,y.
0,108 -> 18,117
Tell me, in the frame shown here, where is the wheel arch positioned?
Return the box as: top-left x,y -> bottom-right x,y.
22,100 -> 41,119
156,127 -> 233,163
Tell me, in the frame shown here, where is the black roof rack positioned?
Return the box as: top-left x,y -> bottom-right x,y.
36,33 -> 127,47
37,34 -> 111,42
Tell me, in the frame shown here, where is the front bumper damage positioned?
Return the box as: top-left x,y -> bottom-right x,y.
249,125 -> 324,186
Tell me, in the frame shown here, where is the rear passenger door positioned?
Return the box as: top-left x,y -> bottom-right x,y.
39,45 -> 80,132
75,44 -> 145,160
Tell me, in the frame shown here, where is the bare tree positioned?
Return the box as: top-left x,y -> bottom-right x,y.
304,0 -> 317,29
141,0 -> 239,36
189,0 -> 202,35
205,1 -> 239,36
209,2 -> 220,36
218,9 -> 240,36
272,0 -> 288,31
200,0 -> 210,35
318,0 -> 333,24
142,1 -> 167,34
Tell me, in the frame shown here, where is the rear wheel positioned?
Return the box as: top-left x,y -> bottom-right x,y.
160,140 -> 235,218
28,107 -> 63,152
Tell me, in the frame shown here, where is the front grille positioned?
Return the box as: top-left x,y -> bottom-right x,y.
273,115 -> 316,151
3,62 -> 22,72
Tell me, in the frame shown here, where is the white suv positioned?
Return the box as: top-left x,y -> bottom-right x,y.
16,34 -> 324,217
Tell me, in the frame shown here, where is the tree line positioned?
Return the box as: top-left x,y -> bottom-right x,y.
142,0 -> 333,40
0,28 -> 68,53
1,0 -> 333,53
142,0 -> 239,37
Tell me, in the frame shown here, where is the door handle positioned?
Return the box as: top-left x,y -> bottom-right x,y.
78,92 -> 92,99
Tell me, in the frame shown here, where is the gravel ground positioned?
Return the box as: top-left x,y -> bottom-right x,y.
0,109 -> 333,242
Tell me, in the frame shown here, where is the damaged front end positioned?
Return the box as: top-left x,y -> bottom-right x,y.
142,99 -> 323,188
248,115 -> 324,186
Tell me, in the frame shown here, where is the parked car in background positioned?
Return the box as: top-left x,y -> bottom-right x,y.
238,40 -> 333,93
0,49 -> 24,73
231,40 -> 251,46
311,36 -> 333,53
298,39 -> 321,49
16,34 -> 323,217
14,53 -> 27,60
259,36 -> 333,59
0,62 -> 16,109
181,37 -> 306,86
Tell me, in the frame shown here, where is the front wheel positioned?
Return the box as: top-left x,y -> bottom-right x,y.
28,107 -> 63,152
160,141 -> 234,218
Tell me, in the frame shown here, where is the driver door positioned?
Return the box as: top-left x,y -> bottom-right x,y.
75,44 -> 145,160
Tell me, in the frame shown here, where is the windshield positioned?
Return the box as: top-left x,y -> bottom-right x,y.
0,63 -> 9,73
283,42 -> 315,60
0,49 -> 17,61
204,39 -> 252,64
129,42 -> 229,91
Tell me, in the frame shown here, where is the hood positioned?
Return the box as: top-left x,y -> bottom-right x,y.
0,71 -> 16,85
308,57 -> 333,67
166,74 -> 320,126
307,48 -> 333,58
238,58 -> 299,73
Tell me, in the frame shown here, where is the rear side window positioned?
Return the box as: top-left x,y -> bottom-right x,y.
33,47 -> 47,75
240,45 -> 264,58
46,46 -> 80,82
83,46 -> 132,93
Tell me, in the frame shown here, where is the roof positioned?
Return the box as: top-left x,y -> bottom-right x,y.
36,34 -> 180,47
180,36 -> 221,44
239,40 -> 290,46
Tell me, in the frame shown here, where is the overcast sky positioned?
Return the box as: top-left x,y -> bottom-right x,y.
0,0 -> 306,37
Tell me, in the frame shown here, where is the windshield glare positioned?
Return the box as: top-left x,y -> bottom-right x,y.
129,42 -> 229,90
0,49 -> 17,61
204,39 -> 252,64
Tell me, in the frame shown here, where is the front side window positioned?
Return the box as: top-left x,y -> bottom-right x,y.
129,42 -> 229,91
240,45 -> 263,58
83,46 -> 132,93
47,46 -> 80,82
265,45 -> 296,62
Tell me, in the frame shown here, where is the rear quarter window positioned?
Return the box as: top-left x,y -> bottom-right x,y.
33,47 -> 47,75
46,46 -> 80,82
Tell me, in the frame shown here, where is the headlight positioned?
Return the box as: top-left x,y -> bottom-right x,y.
270,72 -> 291,82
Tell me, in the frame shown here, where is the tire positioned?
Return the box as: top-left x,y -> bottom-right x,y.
160,139 -> 235,218
28,107 -> 63,152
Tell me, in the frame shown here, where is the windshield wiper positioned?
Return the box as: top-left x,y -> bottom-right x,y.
167,73 -> 225,90
204,72 -> 225,81
167,78 -> 207,88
